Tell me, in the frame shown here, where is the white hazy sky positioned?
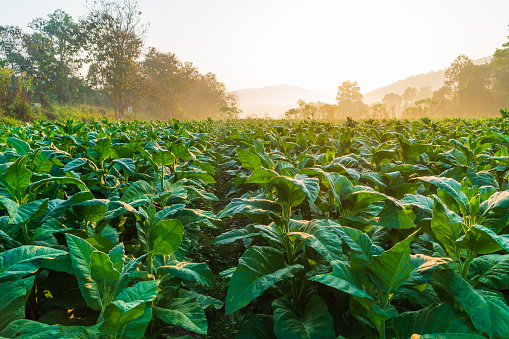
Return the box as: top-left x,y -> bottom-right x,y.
2,0 -> 509,94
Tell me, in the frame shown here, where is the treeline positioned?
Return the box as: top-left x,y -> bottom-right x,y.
0,0 -> 240,121
286,30 -> 509,120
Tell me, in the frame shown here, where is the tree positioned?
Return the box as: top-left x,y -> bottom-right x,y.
382,93 -> 402,118
402,87 -> 417,106
83,0 -> 148,119
28,9 -> 86,103
335,81 -> 366,118
416,86 -> 433,101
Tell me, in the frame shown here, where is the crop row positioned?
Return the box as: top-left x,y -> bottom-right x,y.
1,117 -> 509,338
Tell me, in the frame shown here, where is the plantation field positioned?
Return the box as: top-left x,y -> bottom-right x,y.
1,116 -> 509,338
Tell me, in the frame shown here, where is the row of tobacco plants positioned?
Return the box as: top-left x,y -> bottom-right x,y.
2,114 -> 509,338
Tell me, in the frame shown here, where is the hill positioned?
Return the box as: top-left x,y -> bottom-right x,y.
237,85 -> 335,118
236,56 -> 492,117
362,56 -> 492,104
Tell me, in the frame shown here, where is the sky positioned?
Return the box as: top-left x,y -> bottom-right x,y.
2,0 -> 509,94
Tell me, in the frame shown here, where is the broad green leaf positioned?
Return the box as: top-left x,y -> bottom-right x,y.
457,224 -> 509,254
374,200 -> 415,229
66,234 -> 102,310
29,177 -> 88,193
272,295 -> 335,339
212,224 -> 259,244
395,254 -> 452,299
179,289 -> 223,310
7,137 -> 31,155
217,198 -> 282,220
479,191 -> 509,233
226,246 -> 303,314
270,175 -> 320,207
286,219 -> 343,261
112,158 -> 136,176
0,319 -> 99,338
441,267 -> 509,338
237,315 -> 276,339
0,245 -> 66,281
0,197 -> 48,225
150,219 -> 184,255
0,279 -> 28,331
63,158 -> 90,172
334,226 -> 375,269
100,300 -> 145,337
367,231 -> 418,295
121,180 -> 155,204
469,254 -> 509,290
176,170 -> 216,183
158,262 -> 215,287
73,199 -> 109,224
119,304 -> 152,339
237,148 -> 262,171
115,280 -> 160,303
90,251 -> 120,288
310,260 -> 371,299
392,303 -> 481,339
431,196 -> 463,259
153,297 -> 207,334
2,155 -> 32,193
246,168 -> 279,184
415,176 -> 468,216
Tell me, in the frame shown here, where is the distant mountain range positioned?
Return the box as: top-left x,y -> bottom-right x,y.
236,56 -> 492,118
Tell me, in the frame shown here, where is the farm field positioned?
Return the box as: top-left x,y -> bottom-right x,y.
1,116 -> 509,339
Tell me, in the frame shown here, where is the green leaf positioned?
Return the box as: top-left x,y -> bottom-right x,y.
246,167 -> 279,184
367,231 -> 418,295
431,196 -> 463,259
469,254 -> 509,290
286,219 -> 343,261
0,319 -> 99,338
217,198 -> 282,221
94,137 -> 114,159
29,177 -> 88,192
310,260 -> 372,299
158,262 -> 216,287
272,295 -> 335,339
2,154 -> 32,192
65,234 -> 102,310
270,175 -> 320,207
64,158 -> 89,172
100,300 -> 145,337
441,267 -> 509,338
150,219 -> 184,255
374,200 -> 415,229
90,251 -> 120,288
72,199 -> 109,224
415,176 -> 468,216
212,224 -> 259,245
457,224 -> 509,254
392,303 -> 481,338
121,180 -> 155,204
0,245 -> 67,282
479,191 -> 509,232
226,246 -> 303,314
7,137 -> 31,155
0,197 -> 48,225
115,280 -> 160,303
334,226 -> 375,269
0,279 -> 28,331
112,158 -> 136,176
237,148 -> 262,171
176,170 -> 216,183
153,297 -> 207,334
237,315 -> 276,339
